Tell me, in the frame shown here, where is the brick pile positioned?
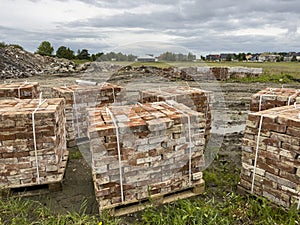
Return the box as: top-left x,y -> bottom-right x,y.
240,105 -> 300,208
88,101 -> 206,210
0,82 -> 39,99
250,88 -> 300,112
139,86 -> 212,143
210,67 -> 229,80
52,83 -> 125,147
0,98 -> 67,188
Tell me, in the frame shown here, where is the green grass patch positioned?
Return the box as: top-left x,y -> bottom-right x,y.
208,61 -> 300,83
0,197 -> 120,225
68,150 -> 83,160
229,72 -> 296,83
72,59 -> 91,65
129,61 -> 172,69
141,193 -> 299,225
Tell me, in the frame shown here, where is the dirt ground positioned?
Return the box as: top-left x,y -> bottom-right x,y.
6,63 -> 300,216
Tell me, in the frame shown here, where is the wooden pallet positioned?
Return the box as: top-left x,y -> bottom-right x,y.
101,179 -> 205,216
1,150 -> 69,198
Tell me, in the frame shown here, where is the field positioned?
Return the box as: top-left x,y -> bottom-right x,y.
1,61 -> 300,224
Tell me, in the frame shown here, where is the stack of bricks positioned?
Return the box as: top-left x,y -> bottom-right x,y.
0,82 -> 39,99
139,86 -> 212,143
88,101 -> 206,211
52,83 -> 126,147
240,105 -> 300,208
210,67 -> 229,80
250,88 -> 300,112
0,98 -> 67,188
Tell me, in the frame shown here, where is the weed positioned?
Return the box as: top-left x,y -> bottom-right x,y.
69,150 -> 83,160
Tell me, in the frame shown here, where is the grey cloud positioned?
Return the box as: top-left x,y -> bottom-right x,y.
3,0 -> 300,55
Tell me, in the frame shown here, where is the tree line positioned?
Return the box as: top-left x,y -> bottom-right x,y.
35,41 -> 137,62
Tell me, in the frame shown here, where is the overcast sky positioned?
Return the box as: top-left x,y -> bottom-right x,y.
1,0 -> 300,56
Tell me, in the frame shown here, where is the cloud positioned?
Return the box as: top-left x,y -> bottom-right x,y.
1,0 -> 300,55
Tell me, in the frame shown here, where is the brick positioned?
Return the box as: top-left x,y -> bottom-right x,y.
52,83 -> 125,147
0,98 -> 67,189
0,82 -> 39,99
241,104 -> 300,208
90,101 -> 205,210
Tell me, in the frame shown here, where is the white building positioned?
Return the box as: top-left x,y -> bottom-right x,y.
136,55 -> 157,62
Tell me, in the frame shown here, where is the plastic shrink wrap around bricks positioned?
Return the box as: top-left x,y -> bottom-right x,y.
88,101 -> 206,211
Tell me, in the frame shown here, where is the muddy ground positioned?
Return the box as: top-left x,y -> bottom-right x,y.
6,63 -> 300,217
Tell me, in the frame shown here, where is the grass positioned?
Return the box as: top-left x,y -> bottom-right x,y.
107,60 -> 300,83
68,150 -> 83,160
141,194 -> 299,225
129,61 -> 172,68
72,59 -> 91,65
1,156 -> 299,224
171,61 -> 300,83
139,157 -> 299,225
0,197 -> 113,225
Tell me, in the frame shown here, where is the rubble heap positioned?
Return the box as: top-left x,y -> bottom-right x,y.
240,105 -> 300,208
0,98 -> 67,189
0,46 -> 46,78
139,86 -> 212,143
250,88 -> 300,112
52,83 -> 126,147
89,101 -> 205,211
43,58 -> 91,74
0,82 -> 40,99
110,65 -> 189,82
0,46 -> 91,79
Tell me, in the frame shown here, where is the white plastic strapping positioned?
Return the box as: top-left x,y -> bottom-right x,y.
251,104 -> 300,194
32,98 -> 47,185
105,107 -> 124,203
17,80 -> 29,99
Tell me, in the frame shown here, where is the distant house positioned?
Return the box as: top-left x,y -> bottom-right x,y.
283,52 -> 300,62
136,55 -> 157,62
206,54 -> 220,61
220,53 -> 235,61
259,53 -> 281,62
249,54 -> 260,61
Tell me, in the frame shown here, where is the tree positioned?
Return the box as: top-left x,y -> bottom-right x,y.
127,54 -> 137,61
225,54 -> 232,61
56,46 -> 75,60
291,55 -> 297,62
187,52 -> 196,61
0,42 -> 6,48
91,52 -> 104,61
77,49 -> 90,60
36,41 -> 54,56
